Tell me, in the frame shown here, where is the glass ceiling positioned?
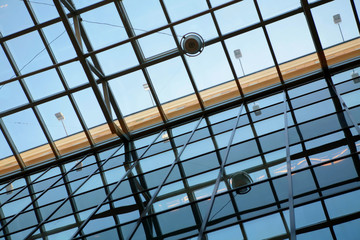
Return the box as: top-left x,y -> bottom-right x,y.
0,0 -> 359,175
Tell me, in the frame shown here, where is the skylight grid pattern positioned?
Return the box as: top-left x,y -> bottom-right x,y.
0,72 -> 359,239
0,0 -> 359,193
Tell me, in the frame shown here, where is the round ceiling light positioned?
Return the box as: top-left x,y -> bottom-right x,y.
180,32 -> 204,57
230,171 -> 253,194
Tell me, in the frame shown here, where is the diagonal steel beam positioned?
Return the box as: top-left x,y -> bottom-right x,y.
52,0 -> 129,141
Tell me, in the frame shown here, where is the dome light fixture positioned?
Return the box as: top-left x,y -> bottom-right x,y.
230,171 -> 253,194
180,32 -> 204,57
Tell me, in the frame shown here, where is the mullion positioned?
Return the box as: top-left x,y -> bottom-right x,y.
202,117 -> 248,240
126,142 -> 162,238
0,166 -> 52,210
350,0 -> 360,35
53,0 -> 128,141
24,176 -> 47,239
159,0 -> 205,111
77,17 -> 130,134
93,152 -> 126,240
197,105 -> 243,239
164,127 -> 205,234
0,153 -> 89,232
126,117 -> 204,240
23,0 -> 96,147
300,0 -> 360,176
113,0 -> 168,125
68,130 -> 164,239
0,0 -> 334,91
22,144 -> 124,239
253,0 -> 285,85
283,91 -> 296,240
284,89 -> 337,239
205,0 -> 244,96
0,33 -> 61,159
0,119 -> 25,169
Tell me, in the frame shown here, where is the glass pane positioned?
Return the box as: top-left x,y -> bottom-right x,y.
214,0 -> 259,35
43,22 -> 77,63
0,80 -> 28,112
6,31 -> 53,74
164,0 -> 208,22
0,1 -> 34,36
123,0 -> 168,34
24,69 -> 65,100
258,0 -> 301,20
266,14 -> 320,80
81,3 -> 128,50
96,43 -> 139,76
30,0 -> 58,23
147,57 -> 196,103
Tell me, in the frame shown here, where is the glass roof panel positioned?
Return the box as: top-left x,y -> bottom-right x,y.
187,43 -> 234,91
109,71 -> 157,116
137,28 -> 177,59
267,13 -> 316,64
258,0 -> 301,20
5,31 -> 53,75
0,81 -> 28,112
123,0 -> 168,34
96,43 -> 139,76
24,69 -> 65,100
311,0 -> 359,48
81,3 -> 128,50
72,88 -> 107,129
37,96 -> 84,141
0,0 -> 358,174
0,1 -> 34,36
29,0 -> 59,23
60,61 -> 88,88
147,57 -> 196,104
163,0 -> 208,22
174,14 -> 219,41
42,22 -> 77,63
214,0 -> 259,35
3,109 -> 49,152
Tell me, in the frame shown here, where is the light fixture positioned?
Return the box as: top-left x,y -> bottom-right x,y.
161,132 -> 169,142
75,160 -> 83,172
252,102 -> 262,116
230,171 -> 253,194
55,112 -> 68,136
234,49 -> 245,76
352,71 -> 359,84
180,32 -> 204,57
6,183 -> 13,194
333,14 -> 345,42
